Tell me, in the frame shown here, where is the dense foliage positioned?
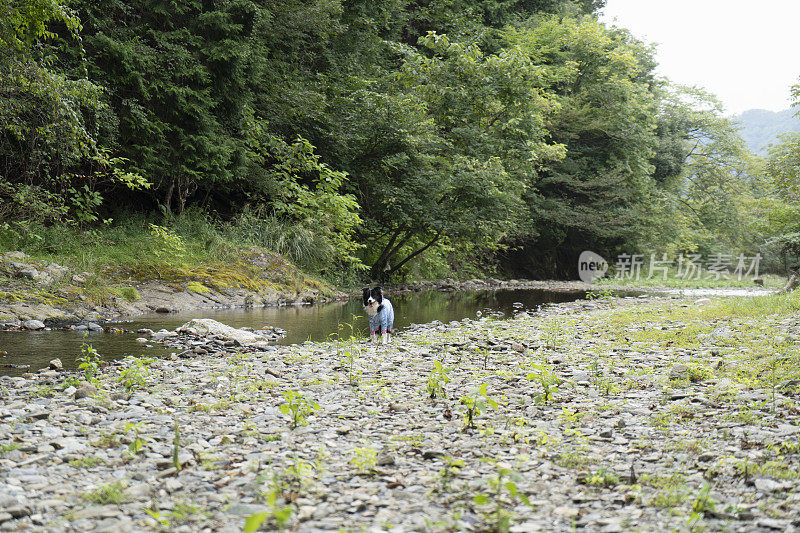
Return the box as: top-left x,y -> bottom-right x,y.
1,0 -> 797,280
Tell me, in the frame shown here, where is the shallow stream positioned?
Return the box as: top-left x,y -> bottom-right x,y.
0,288 -> 619,376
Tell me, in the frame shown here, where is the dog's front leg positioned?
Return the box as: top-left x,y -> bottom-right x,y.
370,332 -> 377,344
382,332 -> 389,345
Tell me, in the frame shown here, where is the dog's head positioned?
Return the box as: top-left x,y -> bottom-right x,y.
362,286 -> 384,314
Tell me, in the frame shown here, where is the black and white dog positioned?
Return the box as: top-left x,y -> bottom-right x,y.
362,286 -> 394,344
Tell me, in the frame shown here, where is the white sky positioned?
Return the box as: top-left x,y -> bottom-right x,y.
599,1 -> 800,115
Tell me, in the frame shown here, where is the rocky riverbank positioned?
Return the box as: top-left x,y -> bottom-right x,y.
2,293 -> 800,532
386,278 -> 597,294
0,251 -> 344,329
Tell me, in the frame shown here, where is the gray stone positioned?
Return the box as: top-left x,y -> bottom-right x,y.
151,329 -> 178,342
70,505 -> 120,520
176,319 -> 268,345
2,251 -> 28,262
93,518 -> 133,533
52,437 -> 88,453
48,359 -> 63,371
22,320 -> 46,331
572,371 -> 591,383
376,451 -> 396,466
15,266 -> 40,280
164,478 -> 183,492
756,518 -> 786,530
422,449 -> 446,460
5,505 -> 29,519
75,382 -> 98,399
43,263 -> 70,282
754,478 -> 785,493
669,364 -> 689,381
225,503 -> 270,516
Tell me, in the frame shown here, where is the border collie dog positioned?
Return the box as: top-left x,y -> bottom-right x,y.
362,286 -> 394,344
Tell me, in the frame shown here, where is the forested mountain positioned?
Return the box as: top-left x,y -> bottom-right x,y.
2,0 -> 798,280
735,108 -> 800,155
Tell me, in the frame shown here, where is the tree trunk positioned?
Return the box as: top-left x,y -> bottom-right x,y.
385,232 -> 441,278
780,269 -> 800,294
163,181 -> 175,215
370,229 -> 412,280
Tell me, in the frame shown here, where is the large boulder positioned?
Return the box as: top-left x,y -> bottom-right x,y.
22,319 -> 46,330
2,251 -> 29,262
177,318 -> 269,346
43,263 -> 71,283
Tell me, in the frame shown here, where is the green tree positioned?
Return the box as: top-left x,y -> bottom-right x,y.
0,0 -> 146,227
501,16 -> 659,277
655,86 -> 755,255
331,31 -> 564,280
71,0 -> 345,214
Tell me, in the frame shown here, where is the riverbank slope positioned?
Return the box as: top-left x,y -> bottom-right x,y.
0,250 -> 343,327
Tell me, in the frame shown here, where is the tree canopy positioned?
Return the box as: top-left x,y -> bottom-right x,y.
0,0 -> 784,280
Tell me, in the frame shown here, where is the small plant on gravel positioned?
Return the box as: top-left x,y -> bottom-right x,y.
172,418 -> 182,471
475,346 -> 490,370
274,458 -> 316,493
167,501 -> 206,525
69,456 -> 105,468
540,320 -> 562,350
339,345 -> 361,386
83,480 -> 128,504
0,441 -> 20,455
649,486 -> 689,508
557,407 -> 584,428
765,343 -> 790,413
279,390 -> 319,429
461,384 -> 498,430
438,456 -> 465,493
350,446 -> 378,475
245,488 -> 293,532
473,463 -> 533,532
594,377 -> 619,396
590,351 -> 602,378
583,468 -> 619,487
586,288 -> 615,301
685,485 -> 716,531
427,360 -> 452,399
255,458 -> 319,515
117,357 -> 150,392
123,422 -> 152,457
77,341 -> 102,383
144,509 -> 171,530
687,364 -> 713,383
691,485 -> 716,514
92,429 -> 121,449
26,383 -> 55,399
526,363 -> 561,404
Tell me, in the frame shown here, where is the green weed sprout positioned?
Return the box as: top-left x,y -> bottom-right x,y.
473,463 -> 534,532
280,390 -> 320,429
461,384 -> 498,430
427,361 -> 452,399
77,342 -> 102,383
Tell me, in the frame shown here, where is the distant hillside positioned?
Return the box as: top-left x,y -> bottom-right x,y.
734,108 -> 800,155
